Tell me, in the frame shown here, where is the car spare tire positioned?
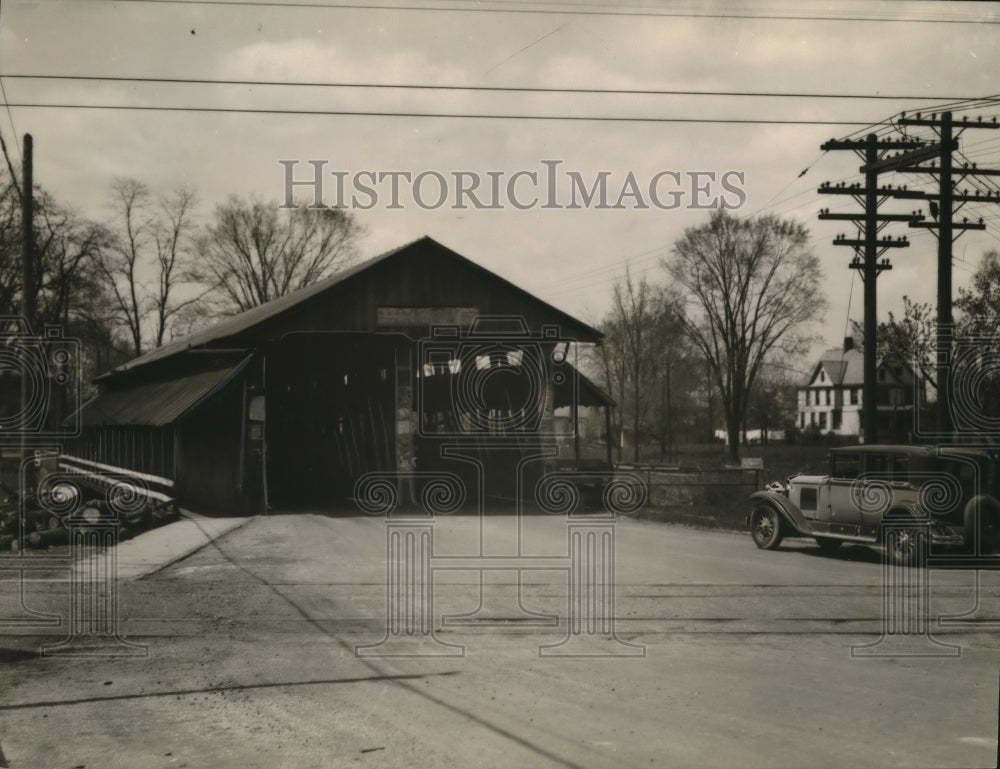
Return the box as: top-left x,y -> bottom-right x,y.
963,495 -> 1000,554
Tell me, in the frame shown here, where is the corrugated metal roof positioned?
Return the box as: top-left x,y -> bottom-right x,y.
75,357 -> 251,427
100,236 -> 603,380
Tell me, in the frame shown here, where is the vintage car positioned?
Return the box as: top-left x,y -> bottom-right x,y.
747,444 -> 1000,563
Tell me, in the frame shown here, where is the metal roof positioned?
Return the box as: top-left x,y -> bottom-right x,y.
74,356 -> 251,427
99,236 -> 603,381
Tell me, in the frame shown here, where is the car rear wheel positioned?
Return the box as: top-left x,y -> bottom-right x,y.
750,506 -> 783,550
815,537 -> 842,554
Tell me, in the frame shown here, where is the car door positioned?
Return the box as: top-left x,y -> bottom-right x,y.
828,451 -> 863,532
855,452 -> 898,528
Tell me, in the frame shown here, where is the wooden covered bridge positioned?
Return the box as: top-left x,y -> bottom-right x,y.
62,237 -> 614,514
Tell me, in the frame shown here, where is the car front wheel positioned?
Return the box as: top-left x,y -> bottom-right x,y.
750,506 -> 783,550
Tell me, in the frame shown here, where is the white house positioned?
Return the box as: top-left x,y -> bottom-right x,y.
797,337 -> 924,440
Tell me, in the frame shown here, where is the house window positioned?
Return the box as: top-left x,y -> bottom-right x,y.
820,370 -> 825,383
801,413 -> 806,428
819,412 -> 827,430
825,389 -> 831,406
810,412 -> 816,426
850,388 -> 858,405
832,410 -> 842,429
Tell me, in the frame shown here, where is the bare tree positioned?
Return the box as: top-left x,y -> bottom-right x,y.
0,148 -> 124,397
92,179 -> 203,356
151,187 -> 202,347
199,197 -> 363,314
646,290 -> 700,463
614,268 -> 656,463
593,316 -> 627,463
95,179 -> 146,355
746,363 -> 797,446
595,273 -> 696,464
666,211 -> 826,463
0,177 -> 21,316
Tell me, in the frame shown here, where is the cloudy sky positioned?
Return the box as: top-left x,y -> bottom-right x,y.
1,0 -> 999,372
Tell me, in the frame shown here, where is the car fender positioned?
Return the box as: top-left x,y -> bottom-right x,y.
748,491 -> 813,536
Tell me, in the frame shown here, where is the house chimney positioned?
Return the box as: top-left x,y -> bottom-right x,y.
843,336 -> 855,352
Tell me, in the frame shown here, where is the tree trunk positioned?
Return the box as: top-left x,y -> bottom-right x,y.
632,377 -> 640,464
726,413 -> 741,464
665,363 -> 673,464
706,363 -> 715,443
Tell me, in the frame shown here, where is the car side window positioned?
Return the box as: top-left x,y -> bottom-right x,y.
831,454 -> 860,479
864,454 -> 888,479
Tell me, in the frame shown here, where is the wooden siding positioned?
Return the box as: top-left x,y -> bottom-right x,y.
174,371 -> 247,513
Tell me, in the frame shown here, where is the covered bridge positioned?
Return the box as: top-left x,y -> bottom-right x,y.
63,237 -> 613,513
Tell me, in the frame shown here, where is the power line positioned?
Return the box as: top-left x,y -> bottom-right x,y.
0,102 -> 885,125
1,74 -> 986,103
0,83 -> 21,167
95,0 -> 1000,25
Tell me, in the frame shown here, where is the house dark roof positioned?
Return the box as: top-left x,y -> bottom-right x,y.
805,346 -> 918,389
99,236 -> 602,381
809,347 -> 864,387
73,356 -> 251,427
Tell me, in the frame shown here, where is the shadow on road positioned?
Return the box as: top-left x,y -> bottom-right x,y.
0,671 -> 461,712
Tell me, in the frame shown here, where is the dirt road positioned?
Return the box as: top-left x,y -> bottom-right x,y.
2,514 -> 998,768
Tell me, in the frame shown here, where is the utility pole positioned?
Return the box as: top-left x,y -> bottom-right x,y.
21,135 -> 33,326
20,134 -> 34,481
891,111 -> 1000,437
818,134 -> 922,443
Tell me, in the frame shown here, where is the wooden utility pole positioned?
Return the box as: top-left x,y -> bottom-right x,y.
818,134 -> 921,443
892,111 -> 1000,437
21,135 -> 33,325
20,134 -> 34,477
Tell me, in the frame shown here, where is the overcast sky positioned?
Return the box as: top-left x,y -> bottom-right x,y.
1,0 -> 999,374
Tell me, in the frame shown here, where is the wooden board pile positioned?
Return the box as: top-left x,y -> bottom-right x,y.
0,476 -> 179,552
